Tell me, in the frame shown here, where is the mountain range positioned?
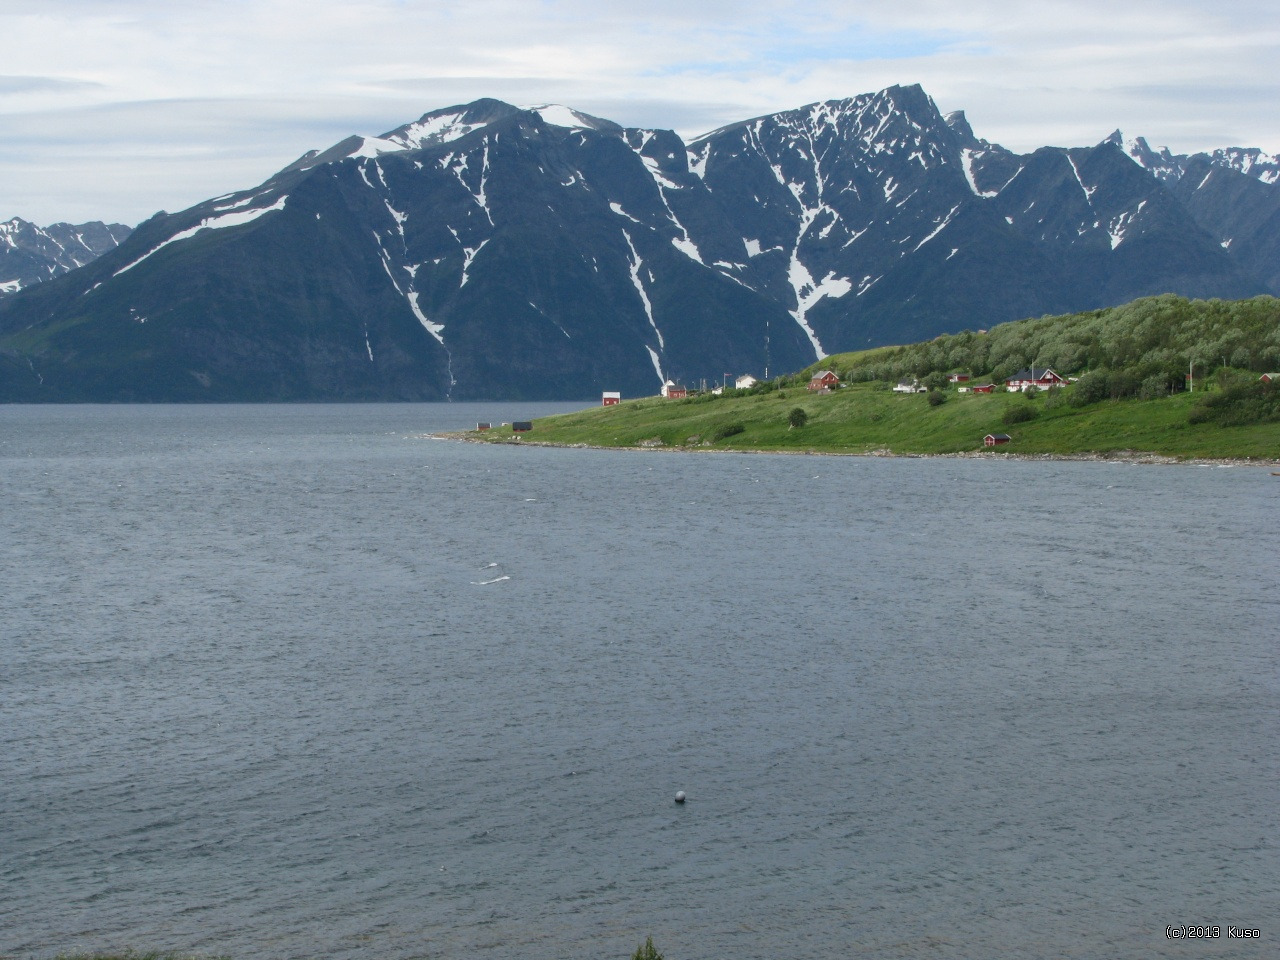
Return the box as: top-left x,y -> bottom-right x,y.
0,218 -> 131,296
2,84 -> 1277,401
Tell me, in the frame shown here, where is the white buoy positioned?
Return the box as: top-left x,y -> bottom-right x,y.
674,790 -> 686,804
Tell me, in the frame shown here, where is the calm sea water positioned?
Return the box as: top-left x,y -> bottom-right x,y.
2,404 -> 1277,960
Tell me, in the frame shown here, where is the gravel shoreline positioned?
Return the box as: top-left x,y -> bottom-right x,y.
429,433 -> 1280,467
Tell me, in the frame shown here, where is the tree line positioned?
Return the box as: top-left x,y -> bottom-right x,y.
819,295 -> 1280,396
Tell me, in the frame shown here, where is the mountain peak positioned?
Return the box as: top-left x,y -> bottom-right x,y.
520,104 -> 622,133
945,110 -> 977,143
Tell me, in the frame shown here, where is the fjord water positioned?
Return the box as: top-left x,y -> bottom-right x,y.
2,404 -> 1276,960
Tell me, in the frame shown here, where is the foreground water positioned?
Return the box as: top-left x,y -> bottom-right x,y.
2,404 -> 1277,960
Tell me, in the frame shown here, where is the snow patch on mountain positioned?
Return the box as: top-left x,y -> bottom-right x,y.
407,292 -> 448,357
1065,153 -> 1096,203
633,152 -> 703,264
688,142 -> 710,179
460,238 -> 489,287
912,204 -> 960,252
350,137 -> 404,160
609,202 -> 642,224
645,345 -> 664,386
523,104 -> 613,132
114,197 -> 287,276
622,229 -> 665,352
787,258 -> 842,358
671,236 -> 703,262
388,111 -> 485,151
1108,200 -> 1147,249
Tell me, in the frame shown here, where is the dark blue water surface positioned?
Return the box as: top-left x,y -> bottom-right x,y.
2,404 -> 1277,960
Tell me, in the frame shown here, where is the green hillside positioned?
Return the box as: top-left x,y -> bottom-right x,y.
468,296 -> 1280,461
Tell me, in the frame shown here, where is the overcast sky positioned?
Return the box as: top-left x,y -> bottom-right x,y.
3,0 -> 1278,225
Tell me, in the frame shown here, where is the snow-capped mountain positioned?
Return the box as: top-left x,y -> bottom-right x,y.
1,85 -> 1275,401
0,218 -> 131,295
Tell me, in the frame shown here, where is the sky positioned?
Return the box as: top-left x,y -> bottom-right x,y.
3,0 -> 1278,225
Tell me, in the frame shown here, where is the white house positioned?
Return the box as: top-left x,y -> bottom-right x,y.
735,374 -> 759,389
893,379 -> 926,393
1005,368 -> 1066,392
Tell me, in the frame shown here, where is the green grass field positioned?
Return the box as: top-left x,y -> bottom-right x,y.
469,384 -> 1280,461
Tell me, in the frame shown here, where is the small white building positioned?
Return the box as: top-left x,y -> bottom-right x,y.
893,379 -> 926,393
735,374 -> 759,389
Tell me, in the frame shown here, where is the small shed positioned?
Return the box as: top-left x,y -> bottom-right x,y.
476,422 -> 492,431
984,433 -> 1011,447
602,391 -> 621,406
512,421 -> 533,433
971,384 -> 996,394
1260,373 -> 1280,383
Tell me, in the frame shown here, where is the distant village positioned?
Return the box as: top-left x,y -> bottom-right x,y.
593,365 -> 1072,406
472,366 -> 1278,449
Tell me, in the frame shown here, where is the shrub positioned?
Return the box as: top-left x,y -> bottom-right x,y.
1189,380 -> 1280,426
1043,385 -> 1066,409
1069,368 -> 1110,406
926,390 -> 946,407
1107,369 -> 1140,399
632,936 -> 664,960
1002,404 -> 1039,425
1216,367 -> 1253,391
788,407 -> 808,428
1139,374 -> 1170,400
711,422 -> 745,441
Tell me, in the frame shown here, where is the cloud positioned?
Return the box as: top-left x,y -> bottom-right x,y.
0,75 -> 103,95
1,0 -> 1276,223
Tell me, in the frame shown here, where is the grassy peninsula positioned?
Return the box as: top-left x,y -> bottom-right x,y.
470,295 -> 1280,462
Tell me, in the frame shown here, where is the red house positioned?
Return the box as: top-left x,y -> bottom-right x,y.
662,381 -> 688,399
971,384 -> 996,394
1261,373 -> 1279,383
602,391 -> 621,406
947,372 -> 972,383
808,370 -> 840,391
984,433 -> 1012,447
1005,368 -> 1066,392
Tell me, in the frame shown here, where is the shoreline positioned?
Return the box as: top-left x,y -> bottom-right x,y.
430,433 -> 1280,468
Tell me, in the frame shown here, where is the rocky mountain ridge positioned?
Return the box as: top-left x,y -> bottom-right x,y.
1,85 -> 1275,401
0,218 -> 131,296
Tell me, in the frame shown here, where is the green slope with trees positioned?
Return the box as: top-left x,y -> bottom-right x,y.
469,295 -> 1280,460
